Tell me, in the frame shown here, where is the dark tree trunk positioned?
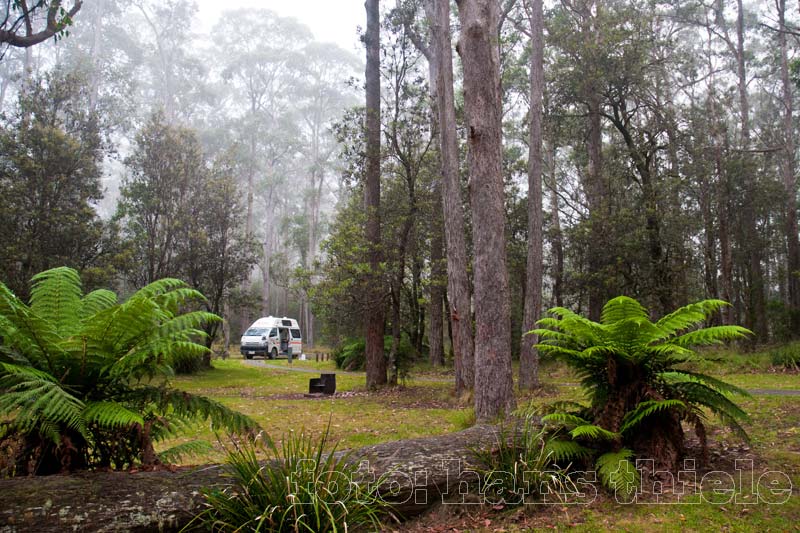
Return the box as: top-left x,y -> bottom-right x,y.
431,0 -> 475,395
456,0 -> 516,420
519,0 -> 543,391
364,0 -> 386,388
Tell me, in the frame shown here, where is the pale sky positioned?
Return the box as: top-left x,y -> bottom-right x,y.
195,0 -> 366,55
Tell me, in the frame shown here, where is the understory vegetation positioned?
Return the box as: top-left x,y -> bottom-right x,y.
530,297 -> 752,478
0,267 -> 257,475
192,426 -> 395,532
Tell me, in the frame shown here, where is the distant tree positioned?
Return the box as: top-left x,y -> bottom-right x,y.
117,112 -> 204,286
178,152 -> 260,357
0,69 -> 108,298
0,0 -> 82,55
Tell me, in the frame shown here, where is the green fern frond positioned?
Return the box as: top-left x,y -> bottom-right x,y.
30,267 -> 83,337
157,440 -> 214,463
541,412 -> 590,427
80,289 -> 117,318
671,371 -> 751,398
600,296 -> 649,324
569,424 -> 620,441
673,325 -> 750,347
654,300 -> 729,338
619,400 -> 686,434
83,401 -> 144,429
596,449 -> 639,496
544,439 -> 592,463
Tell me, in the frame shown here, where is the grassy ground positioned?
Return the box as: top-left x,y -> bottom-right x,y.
166,350 -> 800,532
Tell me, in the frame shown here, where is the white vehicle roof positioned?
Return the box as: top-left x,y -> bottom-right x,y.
249,316 -> 300,330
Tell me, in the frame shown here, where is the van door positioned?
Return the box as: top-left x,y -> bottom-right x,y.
290,328 -> 302,355
279,328 -> 290,354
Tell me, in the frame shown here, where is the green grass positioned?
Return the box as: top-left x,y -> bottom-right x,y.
163,352 -> 800,531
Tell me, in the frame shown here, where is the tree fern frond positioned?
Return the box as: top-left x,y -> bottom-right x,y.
673,325 -> 750,347
541,412 -> 590,427
672,371 -> 751,398
596,449 -> 639,496
130,387 -> 259,435
569,424 -> 620,441
80,289 -> 117,318
30,267 -> 83,337
544,439 -> 592,463
600,296 -> 649,324
654,300 -> 729,338
83,401 -> 144,429
157,440 -> 214,464
619,400 -> 685,434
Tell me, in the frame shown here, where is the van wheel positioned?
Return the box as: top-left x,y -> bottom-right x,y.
245,353 -> 253,360
270,348 -> 277,360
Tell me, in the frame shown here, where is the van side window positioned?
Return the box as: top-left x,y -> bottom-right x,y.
269,328 -> 278,337
290,329 -> 301,339
281,320 -> 292,326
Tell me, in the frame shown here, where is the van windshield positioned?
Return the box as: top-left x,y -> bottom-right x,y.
244,328 -> 268,336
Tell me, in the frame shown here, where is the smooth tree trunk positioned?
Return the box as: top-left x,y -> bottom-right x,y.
364,0 -> 387,388
519,0 -> 543,391
429,196 -> 445,366
430,0 -> 475,395
456,0 -> 515,420
734,0 -> 765,339
546,139 -> 564,308
778,0 -> 800,333
417,0 -> 445,368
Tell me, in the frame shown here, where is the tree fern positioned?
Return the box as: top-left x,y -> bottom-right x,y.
531,295 -> 752,475
0,266 -> 259,474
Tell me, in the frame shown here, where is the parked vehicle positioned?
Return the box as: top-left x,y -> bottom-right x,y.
239,316 -> 302,360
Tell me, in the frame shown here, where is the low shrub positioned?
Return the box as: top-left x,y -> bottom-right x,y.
193,427 -> 395,532
770,342 -> 800,370
333,334 -> 415,372
472,418 -> 576,506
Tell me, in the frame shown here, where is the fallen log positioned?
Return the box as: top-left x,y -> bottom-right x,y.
0,425 -> 503,532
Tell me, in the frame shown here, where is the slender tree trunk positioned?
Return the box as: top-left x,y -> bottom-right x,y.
88,0 -> 104,113
519,0 -> 543,391
778,0 -> 800,334
364,0 -> 387,388
546,139 -> 564,308
429,196 -> 445,366
431,0 -> 474,395
456,0 -> 515,420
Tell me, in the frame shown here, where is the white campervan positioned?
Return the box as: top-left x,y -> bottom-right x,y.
240,316 -> 302,360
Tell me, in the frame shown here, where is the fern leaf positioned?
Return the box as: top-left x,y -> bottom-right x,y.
80,289 -> 117,318
673,325 -> 751,347
541,412 -> 590,427
83,401 -> 144,429
157,440 -> 214,463
600,296 -> 649,324
544,439 -> 592,463
619,400 -> 685,434
569,424 -> 620,441
596,449 -> 639,497
30,267 -> 83,337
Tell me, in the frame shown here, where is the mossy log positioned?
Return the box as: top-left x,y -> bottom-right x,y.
0,425 -> 502,532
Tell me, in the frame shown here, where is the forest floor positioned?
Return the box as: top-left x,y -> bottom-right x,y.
170,352 -> 800,532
